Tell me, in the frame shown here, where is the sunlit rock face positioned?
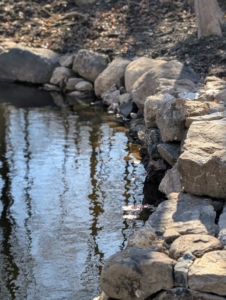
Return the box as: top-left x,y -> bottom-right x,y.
100,247 -> 175,300
178,118 -> 226,199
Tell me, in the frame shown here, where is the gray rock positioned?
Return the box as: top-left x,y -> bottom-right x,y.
0,42 -> 60,84
125,57 -> 165,93
43,84 -> 61,92
100,247 -> 175,300
157,143 -> 180,166
186,110 -> 226,127
147,192 -> 218,236
119,93 -> 132,104
72,49 -> 109,82
118,102 -> 134,118
101,86 -> 120,106
174,252 -> 196,287
188,250 -> 226,296
59,54 -> 75,68
158,163 -> 182,195
205,76 -> 226,90
126,224 -> 168,253
144,92 -> 176,128
144,128 -> 162,159
132,61 -> 199,109
50,66 -> 75,86
169,234 -> 223,260
163,229 -> 181,244
75,81 -> 93,91
218,204 -> 226,246
94,58 -> 130,97
65,77 -> 84,91
67,90 -> 94,101
156,98 -> 225,143
178,118 -> 226,198
129,119 -> 146,144
153,288 -> 226,300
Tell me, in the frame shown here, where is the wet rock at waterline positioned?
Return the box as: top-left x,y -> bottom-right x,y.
169,234 -> 223,260
158,163 -> 182,195
126,224 -> 168,253
153,288 -> 226,300
75,80 -> 93,91
144,128 -> 162,159
157,143 -> 180,166
64,77 -> 84,91
101,85 -> 120,106
178,118 -> 226,199
0,42 -> 60,83
188,251 -> 226,296
50,66 -> 76,87
147,192 -> 218,237
72,49 -> 109,82
94,58 -> 130,97
100,247 -> 175,300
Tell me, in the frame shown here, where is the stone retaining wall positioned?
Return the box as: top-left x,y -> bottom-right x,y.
1,43 -> 226,300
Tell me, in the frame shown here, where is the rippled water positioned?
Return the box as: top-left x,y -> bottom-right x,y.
0,83 -> 163,300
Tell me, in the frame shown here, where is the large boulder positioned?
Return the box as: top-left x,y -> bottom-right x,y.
131,61 -> 199,109
125,57 -> 165,93
0,42 -> 60,84
188,250 -> 226,296
186,110 -> 226,128
169,234 -> 223,260
94,58 -> 130,97
153,288 -> 226,300
72,49 -> 109,82
100,247 -> 175,300
147,192 -> 218,236
178,118 -> 226,198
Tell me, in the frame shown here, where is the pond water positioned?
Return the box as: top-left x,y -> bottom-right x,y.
0,83 -> 163,300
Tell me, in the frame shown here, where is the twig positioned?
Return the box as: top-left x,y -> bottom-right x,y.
58,11 -> 88,21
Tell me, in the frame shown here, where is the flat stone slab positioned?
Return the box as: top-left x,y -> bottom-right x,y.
147,192 -> 218,236
178,118 -> 226,198
169,234 -> 223,260
100,247 -> 175,300
153,287 -> 226,300
0,42 -> 60,84
188,250 -> 226,296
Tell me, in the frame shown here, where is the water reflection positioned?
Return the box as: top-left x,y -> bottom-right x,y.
0,83 -> 163,300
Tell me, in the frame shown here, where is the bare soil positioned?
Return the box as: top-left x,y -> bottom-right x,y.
1,0 -> 226,78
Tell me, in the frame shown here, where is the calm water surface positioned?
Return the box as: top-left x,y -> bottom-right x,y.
0,83 -> 162,300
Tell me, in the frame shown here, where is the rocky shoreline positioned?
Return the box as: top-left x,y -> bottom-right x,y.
1,42 -> 226,300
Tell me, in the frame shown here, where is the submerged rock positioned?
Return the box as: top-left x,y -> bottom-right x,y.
100,247 -> 175,300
